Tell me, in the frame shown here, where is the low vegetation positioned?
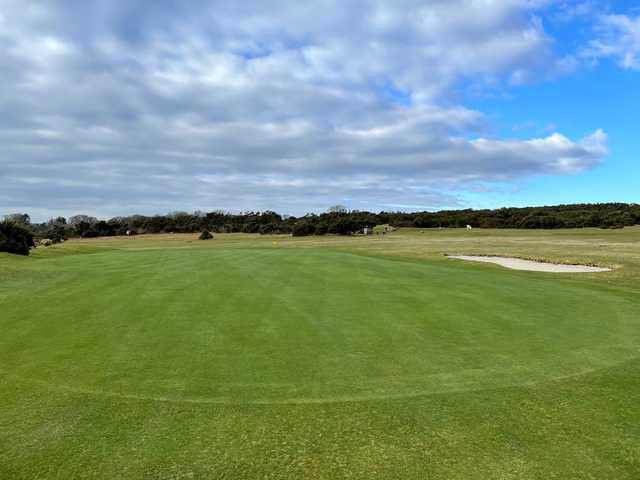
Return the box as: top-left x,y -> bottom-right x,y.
0,219 -> 35,255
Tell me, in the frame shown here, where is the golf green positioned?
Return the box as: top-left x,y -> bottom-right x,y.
2,247 -> 637,404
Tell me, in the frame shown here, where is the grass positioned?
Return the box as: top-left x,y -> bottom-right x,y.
372,223 -> 393,233
1,227 -> 639,478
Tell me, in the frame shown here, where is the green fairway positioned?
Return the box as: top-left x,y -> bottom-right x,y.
1,228 -> 640,478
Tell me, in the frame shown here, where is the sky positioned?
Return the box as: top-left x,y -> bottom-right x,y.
1,0 -> 638,221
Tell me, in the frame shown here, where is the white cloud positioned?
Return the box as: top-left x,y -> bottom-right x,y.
586,13 -> 640,69
552,1 -> 601,23
0,0 -> 608,219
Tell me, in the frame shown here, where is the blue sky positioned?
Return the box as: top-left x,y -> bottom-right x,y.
0,1 -> 638,221
464,54 -> 640,208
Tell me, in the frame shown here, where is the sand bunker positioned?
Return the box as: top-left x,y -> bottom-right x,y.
447,255 -> 611,273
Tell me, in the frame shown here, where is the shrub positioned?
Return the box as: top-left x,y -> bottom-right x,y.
199,230 -> 213,240
327,218 -> 357,235
242,222 -> 260,233
258,223 -> 278,234
314,222 -> 329,235
94,220 -> 115,237
48,225 -> 68,243
0,220 -> 36,255
291,222 -> 315,237
81,229 -> 99,238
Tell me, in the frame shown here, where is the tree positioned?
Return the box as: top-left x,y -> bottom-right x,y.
258,223 -> 279,234
4,213 -> 30,226
94,221 -> 115,237
328,218 -> 357,235
75,221 -> 98,238
314,222 -> 329,235
327,205 -> 347,214
291,221 -> 315,237
0,220 -> 35,255
16,203 -> 640,240
68,215 -> 97,227
49,225 -> 68,243
47,216 -> 67,227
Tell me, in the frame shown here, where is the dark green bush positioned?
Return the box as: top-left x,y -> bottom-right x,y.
49,225 -> 68,243
314,222 -> 329,235
81,229 -> 99,238
0,220 -> 35,255
291,222 -> 315,237
94,221 -> 115,237
258,223 -> 279,234
199,230 -> 213,240
327,218 -> 357,235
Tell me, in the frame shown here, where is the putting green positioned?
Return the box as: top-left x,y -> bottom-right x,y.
1,248 -> 638,404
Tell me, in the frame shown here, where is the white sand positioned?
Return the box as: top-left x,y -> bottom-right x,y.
446,255 -> 611,273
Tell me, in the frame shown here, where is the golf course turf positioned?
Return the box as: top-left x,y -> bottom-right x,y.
1,228 -> 639,478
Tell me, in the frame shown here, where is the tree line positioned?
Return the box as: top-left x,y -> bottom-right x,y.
1,203 -> 639,253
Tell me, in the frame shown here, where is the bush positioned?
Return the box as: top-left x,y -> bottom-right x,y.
327,218 -> 357,235
81,229 -> 99,238
314,222 -> 329,235
258,223 -> 279,234
0,220 -> 36,255
199,230 -> 213,240
48,225 -> 68,243
94,220 -> 115,237
291,222 -> 315,237
242,222 -> 260,233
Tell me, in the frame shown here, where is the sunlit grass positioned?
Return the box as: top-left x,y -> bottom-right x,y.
1,227 -> 639,478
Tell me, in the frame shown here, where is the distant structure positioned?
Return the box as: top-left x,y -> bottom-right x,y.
466,225 -> 473,230
126,230 -> 137,237
363,227 -> 372,235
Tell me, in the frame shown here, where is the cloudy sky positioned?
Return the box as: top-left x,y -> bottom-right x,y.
1,0 -> 638,221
